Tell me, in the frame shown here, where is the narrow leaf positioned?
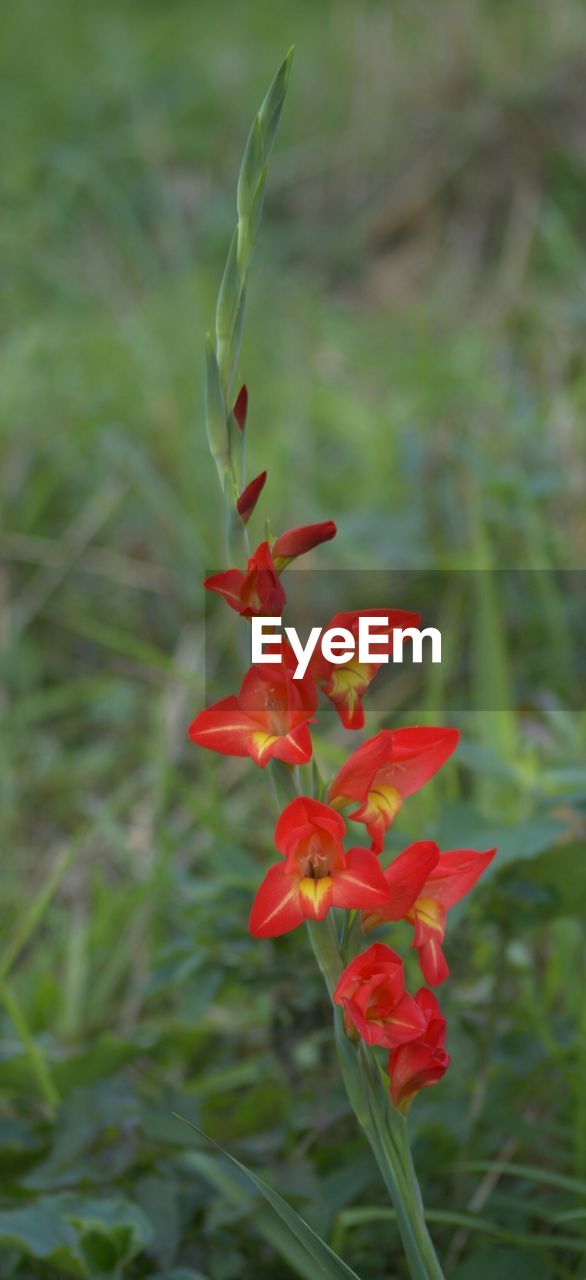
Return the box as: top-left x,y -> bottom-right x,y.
175,1115 -> 363,1280
258,46 -> 295,164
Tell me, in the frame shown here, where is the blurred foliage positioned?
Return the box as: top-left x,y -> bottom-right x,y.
1,0 -> 586,1277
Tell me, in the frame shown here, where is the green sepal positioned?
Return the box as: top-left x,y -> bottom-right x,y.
270,759 -> 298,808
311,755 -> 327,801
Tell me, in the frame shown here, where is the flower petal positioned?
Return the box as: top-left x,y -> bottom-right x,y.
321,661 -> 373,730
274,797 -> 346,859
333,942 -> 404,999
352,787 -> 403,853
248,863 -> 304,937
298,876 -> 334,920
203,570 -> 246,612
247,730 -> 283,767
271,725 -> 314,765
417,937 -> 450,985
332,847 -> 391,910
379,992 -> 428,1047
328,731 -> 394,805
389,1041 -> 450,1111
188,697 -> 256,757
423,847 -> 497,910
379,726 -> 460,797
383,841 -> 441,919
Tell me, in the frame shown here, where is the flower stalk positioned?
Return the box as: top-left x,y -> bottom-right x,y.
205,49 -> 294,566
191,52 -> 495,1280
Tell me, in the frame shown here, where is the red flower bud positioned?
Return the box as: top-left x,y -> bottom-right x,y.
272,521 -> 337,570
237,471 -> 267,524
333,943 -> 426,1049
233,384 -> 248,432
388,989 -> 450,1112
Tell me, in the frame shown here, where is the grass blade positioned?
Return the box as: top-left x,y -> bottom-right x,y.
176,1115 -> 363,1280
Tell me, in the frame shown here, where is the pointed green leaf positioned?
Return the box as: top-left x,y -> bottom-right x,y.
237,48 -> 293,222
258,46 -> 294,165
176,1116 -> 363,1280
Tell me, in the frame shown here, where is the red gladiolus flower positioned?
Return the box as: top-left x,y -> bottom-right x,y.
311,611 -> 420,731
333,942 -> 426,1048
237,471 -> 267,524
233,384 -> 248,431
388,989 -> 450,1112
189,651 -> 317,768
328,726 -> 460,850
363,843 -> 497,985
204,540 -> 286,617
271,521 -> 337,570
248,797 -> 390,937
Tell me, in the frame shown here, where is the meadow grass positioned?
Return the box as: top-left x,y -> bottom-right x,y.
1,1 -> 586,1276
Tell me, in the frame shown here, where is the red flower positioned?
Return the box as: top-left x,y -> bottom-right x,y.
237,471 -> 267,524
333,942 -> 426,1048
328,726 -> 460,850
311,611 -> 420,731
204,541 -> 286,617
271,521 -> 337,570
248,797 -> 390,937
363,843 -> 497,985
189,650 -> 317,768
388,989 -> 450,1112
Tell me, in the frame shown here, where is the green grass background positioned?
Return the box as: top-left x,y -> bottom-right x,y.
1,0 -> 586,1276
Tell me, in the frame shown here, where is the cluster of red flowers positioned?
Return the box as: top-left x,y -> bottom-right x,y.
190,390 -> 496,1112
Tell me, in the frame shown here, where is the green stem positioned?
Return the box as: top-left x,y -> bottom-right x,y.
0,979 -> 60,1112
399,1129 -> 447,1279
307,917 -> 445,1280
